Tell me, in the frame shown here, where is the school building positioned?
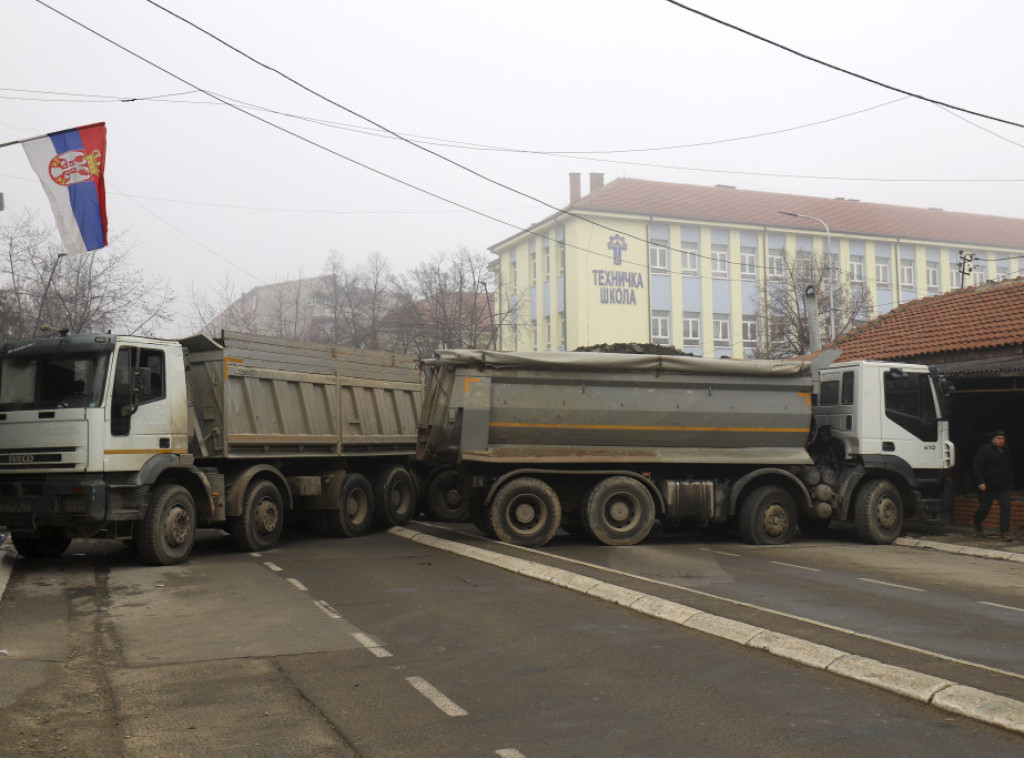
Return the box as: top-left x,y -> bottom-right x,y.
489,175 -> 1024,356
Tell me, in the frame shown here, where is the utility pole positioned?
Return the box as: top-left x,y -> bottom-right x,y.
958,250 -> 974,288
780,211 -> 834,342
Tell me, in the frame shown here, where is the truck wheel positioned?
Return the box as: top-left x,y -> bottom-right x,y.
488,477 -> 561,547
231,479 -> 285,552
739,486 -> 797,545
374,466 -> 417,528
136,484 -> 196,565
11,528 -> 72,559
854,479 -> 903,544
425,468 -> 468,522
582,476 -> 656,546
319,473 -> 375,537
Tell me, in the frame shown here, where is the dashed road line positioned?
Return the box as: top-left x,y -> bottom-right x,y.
771,560 -> 821,572
352,631 -> 393,658
285,577 -> 308,592
406,676 -> 467,717
496,749 -> 527,757
858,577 -> 926,593
313,599 -> 342,619
698,547 -> 741,557
264,561 -> 283,572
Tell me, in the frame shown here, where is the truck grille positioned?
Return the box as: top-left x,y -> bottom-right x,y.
0,447 -> 77,469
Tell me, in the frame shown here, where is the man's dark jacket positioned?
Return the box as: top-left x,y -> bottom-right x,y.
973,442 -> 1014,490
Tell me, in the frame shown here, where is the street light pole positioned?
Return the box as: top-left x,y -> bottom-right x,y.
780,211 -> 834,342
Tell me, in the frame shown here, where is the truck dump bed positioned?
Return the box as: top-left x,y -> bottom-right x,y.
182,332 -> 422,459
419,350 -> 815,466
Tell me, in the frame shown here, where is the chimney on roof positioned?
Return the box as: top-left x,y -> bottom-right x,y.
569,173 -> 581,204
589,173 -> 604,194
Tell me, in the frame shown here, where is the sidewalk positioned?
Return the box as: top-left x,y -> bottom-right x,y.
898,518 -> 1024,563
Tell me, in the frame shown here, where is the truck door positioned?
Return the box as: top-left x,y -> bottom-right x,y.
879,369 -> 941,469
108,346 -> 172,470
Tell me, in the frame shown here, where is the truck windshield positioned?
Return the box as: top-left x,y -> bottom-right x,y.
0,352 -> 110,410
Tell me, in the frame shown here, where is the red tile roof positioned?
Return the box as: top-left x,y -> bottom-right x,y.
831,277 -> 1024,361
571,179 -> 1024,250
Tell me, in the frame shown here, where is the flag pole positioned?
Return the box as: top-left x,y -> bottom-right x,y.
0,123 -> 106,150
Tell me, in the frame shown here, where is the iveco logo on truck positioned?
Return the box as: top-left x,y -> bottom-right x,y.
9,454 -> 34,464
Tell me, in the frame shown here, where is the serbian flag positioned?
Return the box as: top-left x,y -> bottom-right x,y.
22,123 -> 108,253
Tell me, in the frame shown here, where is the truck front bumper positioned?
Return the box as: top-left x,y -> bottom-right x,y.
0,474 -> 110,530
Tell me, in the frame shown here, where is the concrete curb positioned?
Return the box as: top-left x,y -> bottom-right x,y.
0,546 -> 14,609
896,536 -> 1024,563
392,526 -> 1024,737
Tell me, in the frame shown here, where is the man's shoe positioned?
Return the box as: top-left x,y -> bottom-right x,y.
1001,533 -> 1014,541
974,525 -> 985,537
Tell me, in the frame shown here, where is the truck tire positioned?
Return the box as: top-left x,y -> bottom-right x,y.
11,528 -> 72,559
231,479 -> 285,552
488,477 -> 561,547
471,502 -> 497,539
582,476 -> 656,546
374,465 -> 417,528
136,484 -> 196,565
854,479 -> 903,544
425,468 -> 468,522
317,473 -> 375,538
739,485 -> 797,545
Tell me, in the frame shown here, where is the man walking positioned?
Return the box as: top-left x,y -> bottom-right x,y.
972,430 -> 1015,541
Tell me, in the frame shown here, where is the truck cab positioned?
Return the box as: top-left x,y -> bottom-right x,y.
815,361 -> 954,520
0,334 -> 191,555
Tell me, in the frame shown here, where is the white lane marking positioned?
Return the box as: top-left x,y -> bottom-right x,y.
410,523 -> 1024,683
249,552 -> 262,558
313,600 -> 342,619
285,578 -> 308,592
406,676 -> 467,717
496,749 -> 527,757
979,601 -> 1024,614
771,561 -> 821,572
264,562 -> 283,572
698,547 -> 741,557
858,577 -> 926,593
352,631 -> 393,658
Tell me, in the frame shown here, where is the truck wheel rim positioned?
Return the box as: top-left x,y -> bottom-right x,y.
164,505 -> 192,547
510,496 -> 541,533
877,494 -> 898,529
606,497 -> 636,528
255,498 -> 279,534
763,503 -> 788,538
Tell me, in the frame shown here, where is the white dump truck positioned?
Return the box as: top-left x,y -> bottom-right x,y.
417,350 -> 954,547
0,331 -> 422,564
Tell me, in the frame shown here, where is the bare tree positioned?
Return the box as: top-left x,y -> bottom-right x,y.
189,273 -> 260,337
310,251 -> 394,349
753,248 -> 873,358
386,247 -> 496,355
0,209 -> 173,338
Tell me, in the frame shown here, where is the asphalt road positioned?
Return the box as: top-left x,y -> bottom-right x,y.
1,525 -> 1023,757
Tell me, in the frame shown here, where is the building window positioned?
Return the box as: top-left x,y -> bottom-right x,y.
876,259 -> 890,285
545,317 -> 551,350
681,245 -> 699,275
509,258 -> 517,286
926,261 -> 939,291
558,243 -> 566,277
768,249 -> 785,281
711,244 -> 728,278
900,259 -> 915,289
530,251 -> 537,284
795,250 -> 812,279
850,255 -> 865,283
713,313 -> 730,347
560,318 -> 566,351
742,316 -> 757,347
651,310 -> 670,345
740,246 -> 756,279
682,311 -> 701,347
950,259 -> 962,288
649,244 -> 669,273
997,258 -> 1010,281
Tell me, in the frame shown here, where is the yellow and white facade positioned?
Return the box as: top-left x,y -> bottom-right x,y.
490,176 -> 1024,356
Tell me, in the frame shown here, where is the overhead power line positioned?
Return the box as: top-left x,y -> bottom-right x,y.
661,0 -> 1024,130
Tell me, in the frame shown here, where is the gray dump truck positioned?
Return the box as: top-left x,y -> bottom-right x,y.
417,350 -> 954,547
0,331 -> 422,564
